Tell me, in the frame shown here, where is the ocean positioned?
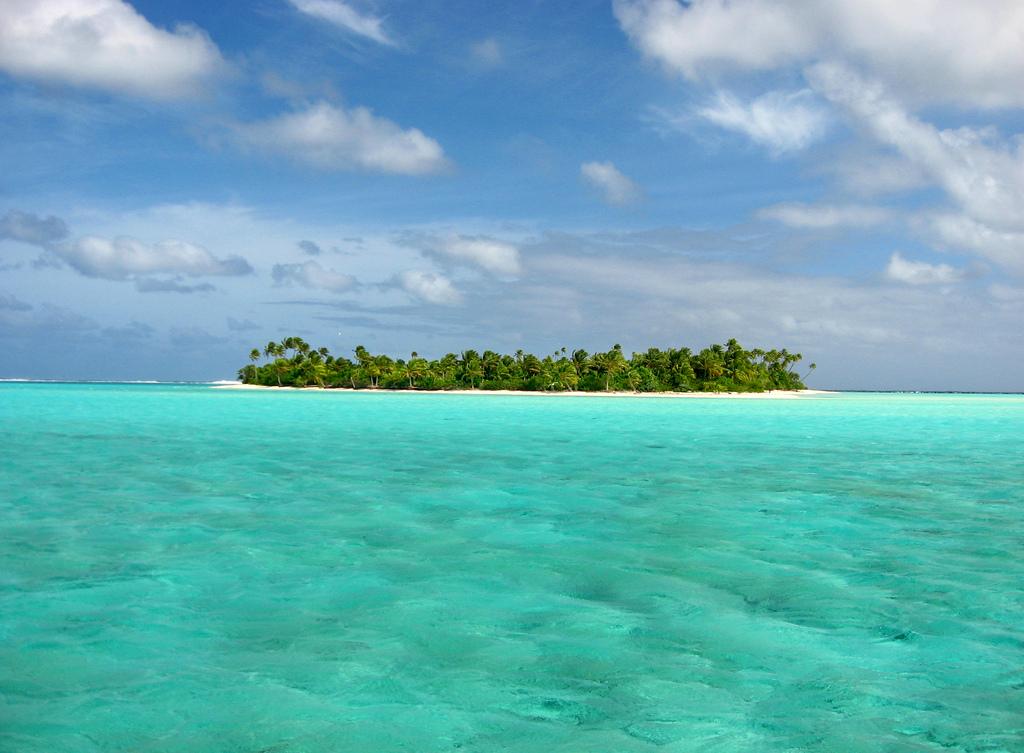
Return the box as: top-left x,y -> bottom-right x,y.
1,383 -> 1022,752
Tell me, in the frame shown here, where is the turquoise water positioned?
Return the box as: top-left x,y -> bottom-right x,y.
1,385 -> 1022,752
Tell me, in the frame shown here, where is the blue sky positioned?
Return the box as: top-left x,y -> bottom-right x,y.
2,0 -> 1023,389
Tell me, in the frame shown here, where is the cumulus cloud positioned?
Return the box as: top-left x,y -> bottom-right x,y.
0,0 -> 224,99
237,102 -> 448,175
614,0 -> 1024,108
396,270 -> 461,305
433,236 -> 522,277
0,210 -> 69,246
615,0 -> 811,79
885,252 -> 966,286
759,203 -> 891,229
2,209 -> 258,283
580,161 -> 642,205
55,236 -> 252,280
272,260 -> 356,293
287,0 -> 394,46
298,239 -> 323,256
696,89 -> 829,154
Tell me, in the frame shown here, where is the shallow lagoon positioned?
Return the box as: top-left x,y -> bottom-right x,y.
1,384 -> 1022,752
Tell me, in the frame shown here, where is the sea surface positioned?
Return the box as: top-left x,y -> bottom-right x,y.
1,384 -> 1022,752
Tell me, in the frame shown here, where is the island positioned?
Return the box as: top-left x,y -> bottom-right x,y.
237,338 -> 814,393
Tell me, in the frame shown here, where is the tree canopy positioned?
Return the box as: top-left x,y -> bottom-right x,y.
238,338 -> 809,392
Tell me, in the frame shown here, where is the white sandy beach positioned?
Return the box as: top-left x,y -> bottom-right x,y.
211,383 -> 836,399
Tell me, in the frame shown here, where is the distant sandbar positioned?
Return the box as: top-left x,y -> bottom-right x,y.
211,383 -> 837,399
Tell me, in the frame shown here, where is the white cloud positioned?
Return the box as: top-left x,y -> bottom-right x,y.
6,202 -> 1024,389
759,203 -> 891,229
272,260 -> 356,293
0,0 -> 223,99
884,252 -> 965,286
614,0 -> 812,80
237,101 -> 447,175
396,270 -> 461,305
287,0 -> 394,46
807,64 -> 1024,230
55,236 -> 252,280
436,237 -> 521,277
616,1 -> 1024,277
580,161 -> 642,205
805,62 -> 1024,275
819,0 -> 1024,109
614,0 -> 1024,108
527,249 -> 903,349
470,38 -> 503,67
923,214 -> 1024,275
512,235 -> 1024,390
824,150 -> 930,197
50,201 -> 433,298
697,89 -> 829,154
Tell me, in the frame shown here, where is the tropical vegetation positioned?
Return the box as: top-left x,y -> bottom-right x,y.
238,337 -> 813,392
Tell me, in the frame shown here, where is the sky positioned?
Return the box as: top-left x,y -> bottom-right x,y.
1,0 -> 1023,390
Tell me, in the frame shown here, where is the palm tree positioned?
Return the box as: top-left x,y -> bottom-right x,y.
463,358 -> 483,389
593,345 -> 626,391
248,348 -> 261,383
624,366 -> 643,392
694,347 -> 725,387
303,351 -> 327,387
359,360 -> 381,388
556,360 -> 579,391
481,350 -> 501,382
237,337 -> 811,394
539,358 -> 558,391
436,353 -> 458,387
521,354 -> 543,381
353,345 -> 376,386
259,342 -> 284,386
406,356 -> 428,388
271,342 -> 286,386
667,347 -> 695,391
571,349 -> 590,378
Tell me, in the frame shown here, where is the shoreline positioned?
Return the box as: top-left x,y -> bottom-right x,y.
211,383 -> 838,399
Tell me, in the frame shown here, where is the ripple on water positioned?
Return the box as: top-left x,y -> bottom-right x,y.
1,385 -> 1022,752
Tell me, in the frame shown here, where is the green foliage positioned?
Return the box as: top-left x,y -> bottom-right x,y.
240,340 -> 809,392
